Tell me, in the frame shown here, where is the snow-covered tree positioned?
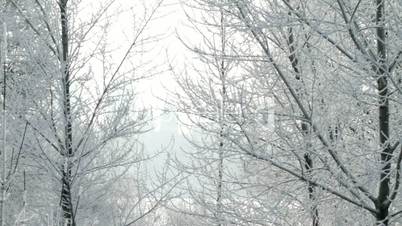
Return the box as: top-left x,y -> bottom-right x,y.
173,0 -> 402,225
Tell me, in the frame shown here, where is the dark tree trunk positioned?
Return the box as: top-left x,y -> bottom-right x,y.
61,168 -> 75,226
375,203 -> 389,226
375,0 -> 391,225
59,0 -> 75,225
304,152 -> 319,226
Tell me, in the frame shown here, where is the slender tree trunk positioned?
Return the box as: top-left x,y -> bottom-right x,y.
304,152 -> 319,226
286,7 -> 319,223
375,0 -> 391,225
59,1 -> 75,225
0,14 -> 7,226
216,137 -> 224,226
216,6 -> 226,226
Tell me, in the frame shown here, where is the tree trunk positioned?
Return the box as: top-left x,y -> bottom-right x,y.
375,204 -> 389,226
286,6 -> 319,223
304,152 -> 319,226
375,0 -> 390,225
59,1 -> 75,225
61,167 -> 75,226
216,137 -> 224,226
216,7 -> 226,226
0,15 -> 7,226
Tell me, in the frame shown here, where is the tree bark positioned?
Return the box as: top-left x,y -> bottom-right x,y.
59,0 -> 75,225
375,0 -> 390,225
61,168 -> 75,226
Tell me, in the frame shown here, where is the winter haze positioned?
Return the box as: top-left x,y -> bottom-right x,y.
0,0 -> 402,226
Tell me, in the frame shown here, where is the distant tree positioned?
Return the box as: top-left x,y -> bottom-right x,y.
169,1 -> 280,225
170,1 -> 233,225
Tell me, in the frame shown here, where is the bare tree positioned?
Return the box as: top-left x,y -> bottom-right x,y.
6,0 -> 165,225
169,1 -> 233,225
212,0 -> 402,224
172,0 -> 402,225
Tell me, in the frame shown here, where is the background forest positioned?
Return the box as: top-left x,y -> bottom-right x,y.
0,0 -> 401,225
